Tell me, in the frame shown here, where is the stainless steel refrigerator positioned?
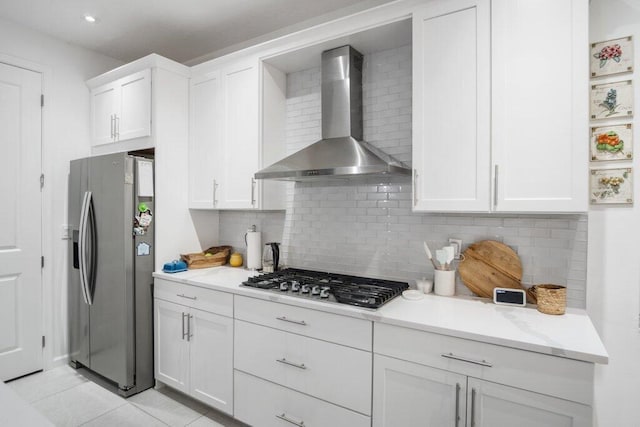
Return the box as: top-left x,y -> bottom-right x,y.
68,152 -> 154,396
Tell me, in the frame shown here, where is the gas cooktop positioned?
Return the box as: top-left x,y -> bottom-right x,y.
241,268 -> 409,309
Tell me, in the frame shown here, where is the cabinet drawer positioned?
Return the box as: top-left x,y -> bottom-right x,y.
154,278 -> 233,317
234,295 -> 371,350
235,320 -> 372,415
235,370 -> 371,427
374,323 -> 594,405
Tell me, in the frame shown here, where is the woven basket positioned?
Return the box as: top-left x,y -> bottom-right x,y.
531,284 -> 566,315
180,245 -> 232,269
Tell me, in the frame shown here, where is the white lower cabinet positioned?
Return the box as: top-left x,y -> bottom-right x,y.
235,371 -> 370,427
235,319 -> 371,415
154,282 -> 233,415
373,323 -> 593,427
468,378 -> 591,427
373,354 -> 467,427
155,299 -> 189,393
233,297 -> 373,425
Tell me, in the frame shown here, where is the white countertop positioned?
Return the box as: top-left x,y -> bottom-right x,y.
154,266 -> 609,364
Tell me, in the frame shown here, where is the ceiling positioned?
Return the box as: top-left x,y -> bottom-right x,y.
0,0 -> 393,64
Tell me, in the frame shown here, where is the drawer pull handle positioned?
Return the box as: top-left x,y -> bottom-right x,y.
276,413 -> 305,426
177,294 -> 197,300
441,352 -> 492,367
276,316 -> 307,326
276,358 -> 307,370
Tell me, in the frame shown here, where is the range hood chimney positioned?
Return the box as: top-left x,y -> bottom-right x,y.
254,45 -> 411,181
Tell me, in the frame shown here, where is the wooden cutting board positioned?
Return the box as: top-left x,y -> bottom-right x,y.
458,240 -> 524,298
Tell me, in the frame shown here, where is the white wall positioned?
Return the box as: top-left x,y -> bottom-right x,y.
0,17 -> 123,368
588,0 -> 640,424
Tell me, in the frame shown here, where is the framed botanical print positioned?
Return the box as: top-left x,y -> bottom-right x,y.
590,80 -> 634,120
590,168 -> 633,205
590,124 -> 633,161
591,36 -> 634,77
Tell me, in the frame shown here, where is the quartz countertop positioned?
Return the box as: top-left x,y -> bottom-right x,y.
153,267 -> 608,364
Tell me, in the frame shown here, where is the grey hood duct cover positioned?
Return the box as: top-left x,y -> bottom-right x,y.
255,45 -> 411,181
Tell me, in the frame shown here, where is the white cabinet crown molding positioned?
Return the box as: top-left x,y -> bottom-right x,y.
87,53 -> 190,89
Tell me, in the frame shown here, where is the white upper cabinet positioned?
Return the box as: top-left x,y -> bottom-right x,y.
412,0 -> 491,212
189,71 -> 222,209
491,0 -> 588,212
90,69 -> 151,146
189,57 -> 285,210
218,58 -> 260,209
413,0 -> 588,213
91,83 -> 118,146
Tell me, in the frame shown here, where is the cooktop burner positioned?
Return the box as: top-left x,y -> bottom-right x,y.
241,268 -> 409,309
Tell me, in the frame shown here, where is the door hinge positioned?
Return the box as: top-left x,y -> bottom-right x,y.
40,174 -> 44,189
41,94 -> 44,107
41,256 -> 44,268
42,336 -> 45,348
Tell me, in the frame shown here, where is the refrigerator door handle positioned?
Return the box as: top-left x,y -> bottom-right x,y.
87,193 -> 97,305
78,191 -> 94,306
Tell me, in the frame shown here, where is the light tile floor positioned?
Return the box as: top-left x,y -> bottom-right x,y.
6,366 -> 246,427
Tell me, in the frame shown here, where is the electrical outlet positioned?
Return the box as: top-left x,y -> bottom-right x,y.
448,238 -> 463,259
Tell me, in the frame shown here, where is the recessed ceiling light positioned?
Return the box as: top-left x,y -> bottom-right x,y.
84,15 -> 96,23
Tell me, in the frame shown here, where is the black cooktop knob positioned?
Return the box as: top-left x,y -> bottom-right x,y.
291,280 -> 300,292
320,287 -> 330,298
311,285 -> 321,295
301,284 -> 310,294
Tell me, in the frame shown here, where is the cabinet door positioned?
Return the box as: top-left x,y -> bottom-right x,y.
373,354 -> 467,427
189,307 -> 233,415
412,0 -> 491,212
467,378 -> 591,427
189,71 -> 222,208
116,69 -> 151,142
492,0 -> 588,212
154,299 -> 189,393
218,59 -> 259,209
91,82 -> 117,146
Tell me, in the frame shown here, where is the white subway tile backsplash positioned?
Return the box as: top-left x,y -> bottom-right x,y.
217,44 -> 588,308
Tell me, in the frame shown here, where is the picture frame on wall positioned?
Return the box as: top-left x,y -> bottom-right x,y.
590,168 -> 633,205
590,80 -> 634,120
591,36 -> 634,77
590,124 -> 633,162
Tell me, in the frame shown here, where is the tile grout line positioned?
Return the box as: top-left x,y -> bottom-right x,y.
17,376 -> 89,405
76,401 -> 130,427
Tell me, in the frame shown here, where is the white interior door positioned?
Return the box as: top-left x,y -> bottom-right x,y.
0,62 -> 43,381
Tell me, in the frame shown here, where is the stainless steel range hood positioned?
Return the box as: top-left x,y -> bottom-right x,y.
255,45 -> 411,181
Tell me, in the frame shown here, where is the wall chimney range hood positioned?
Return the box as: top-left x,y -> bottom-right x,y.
254,45 -> 411,181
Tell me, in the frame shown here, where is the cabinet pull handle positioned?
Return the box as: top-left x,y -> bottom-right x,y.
213,179 -> 218,206
251,178 -> 256,206
470,388 -> 477,427
177,293 -> 197,300
115,115 -> 120,140
455,383 -> 460,426
276,316 -> 307,326
413,169 -> 418,206
181,312 -> 188,340
275,413 -> 305,426
187,314 -> 193,342
493,164 -> 499,208
276,358 -> 307,370
110,114 -> 115,139
441,353 -> 492,367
